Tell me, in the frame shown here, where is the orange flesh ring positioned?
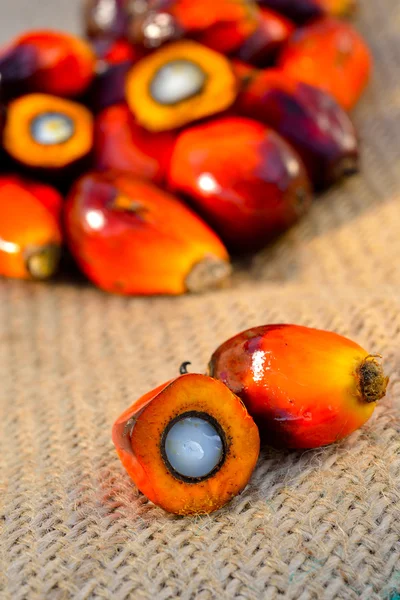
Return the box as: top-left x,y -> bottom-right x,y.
112,374 -> 260,514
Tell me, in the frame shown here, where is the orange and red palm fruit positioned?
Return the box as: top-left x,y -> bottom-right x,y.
2,94 -> 93,182
232,8 -> 295,66
0,30 -> 96,100
0,175 -> 62,280
94,104 -> 176,184
130,0 -> 259,52
112,373 -> 260,515
235,68 -> 359,188
88,39 -> 143,112
192,2 -> 263,55
64,171 -> 231,295
209,324 -> 389,449
278,18 -> 372,111
168,116 -> 312,253
125,40 -> 238,132
256,0 -> 355,23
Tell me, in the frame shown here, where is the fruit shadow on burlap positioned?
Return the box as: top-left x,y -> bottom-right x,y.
1,0 -> 400,599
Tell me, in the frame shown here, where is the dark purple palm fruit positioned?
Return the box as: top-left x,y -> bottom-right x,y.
255,0 -> 323,22
255,0 -> 356,23
87,38 -> 143,112
236,68 -> 359,189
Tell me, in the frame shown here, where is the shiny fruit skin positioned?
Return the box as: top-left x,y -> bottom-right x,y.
94,104 -> 176,184
234,8 -> 295,66
0,30 -> 96,99
64,171 -> 230,295
130,0 -> 259,49
112,373 -> 260,515
209,324 -> 388,449
278,18 -> 372,111
167,0 -> 259,33
168,116 -> 312,252
236,69 -> 359,188
0,175 -> 62,280
194,2 -> 261,54
22,179 -> 63,219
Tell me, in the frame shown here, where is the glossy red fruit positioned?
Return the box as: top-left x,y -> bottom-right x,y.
21,179 -> 63,219
94,104 -> 176,184
64,172 -> 231,295
88,39 -> 142,112
130,0 -> 259,50
194,2 -> 262,54
168,116 -> 312,252
208,324 -> 388,449
0,175 -> 62,281
236,69 -> 359,188
278,18 -> 372,111
234,8 -> 295,66
0,30 -> 96,99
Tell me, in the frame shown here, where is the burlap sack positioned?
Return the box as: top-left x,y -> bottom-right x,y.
0,1 -> 399,598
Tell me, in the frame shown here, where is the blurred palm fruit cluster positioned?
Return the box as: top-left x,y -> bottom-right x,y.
0,0 -> 371,295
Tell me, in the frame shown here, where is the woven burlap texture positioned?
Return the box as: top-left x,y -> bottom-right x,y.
1,1 -> 400,599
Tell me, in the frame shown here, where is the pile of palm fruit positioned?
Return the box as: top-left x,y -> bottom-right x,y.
0,0 -> 371,295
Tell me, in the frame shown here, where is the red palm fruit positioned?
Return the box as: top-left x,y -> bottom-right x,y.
129,0 -> 259,50
193,2 -> 262,55
0,175 -> 62,281
168,116 -> 312,253
112,373 -> 260,515
64,172 -> 231,295
0,30 -> 96,99
88,39 -> 143,112
256,0 -> 355,23
165,0 -> 259,32
234,8 -> 295,66
208,324 -> 389,449
94,104 -> 176,184
22,179 -> 63,218
235,68 -> 359,188
278,18 -> 372,111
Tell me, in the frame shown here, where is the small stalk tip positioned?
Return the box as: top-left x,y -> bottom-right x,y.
26,244 -> 61,280
185,255 -> 232,294
358,355 -> 389,403
179,361 -> 191,375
